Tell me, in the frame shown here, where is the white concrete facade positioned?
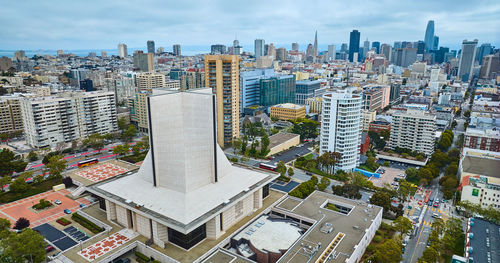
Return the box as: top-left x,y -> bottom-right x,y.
389,109 -> 436,156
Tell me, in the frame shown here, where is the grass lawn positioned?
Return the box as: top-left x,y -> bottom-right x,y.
304,153 -> 314,160
0,177 -> 62,204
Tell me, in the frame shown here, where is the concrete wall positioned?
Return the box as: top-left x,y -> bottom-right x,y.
268,135 -> 300,156
135,212 -> 152,239
222,193 -> 255,231
105,200 -> 117,221
253,189 -> 263,210
206,215 -> 222,240
116,205 -> 130,228
347,207 -> 383,263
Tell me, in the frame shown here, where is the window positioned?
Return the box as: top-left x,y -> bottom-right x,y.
262,184 -> 270,199
167,224 -> 206,250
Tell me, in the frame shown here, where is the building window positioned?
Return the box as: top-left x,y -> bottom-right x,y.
167,224 -> 206,250
262,184 -> 270,199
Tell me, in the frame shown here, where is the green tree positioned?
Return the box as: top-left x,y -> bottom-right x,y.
45,155 -> 67,178
132,143 -> 143,155
82,133 -> 105,150
371,239 -> 402,263
419,246 -> 439,263
117,117 -> 128,131
287,167 -> 294,177
291,119 -> 319,141
0,149 -> 27,176
0,228 -> 46,263
9,175 -> 29,193
260,134 -> 270,157
27,151 -> 38,162
405,167 -> 419,183
370,191 -> 392,214
393,216 -> 413,235
232,138 -> 242,154
464,110 -> 470,118
276,161 -> 286,176
317,151 -> 342,174
113,144 -> 130,156
241,136 -> 248,154
121,125 -> 137,143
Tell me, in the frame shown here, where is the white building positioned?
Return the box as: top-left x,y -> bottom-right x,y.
88,88 -> 277,250
118,43 -> 128,58
136,72 -> 166,91
21,91 -> 118,148
320,89 -> 362,171
103,75 -> 137,105
389,109 -> 436,156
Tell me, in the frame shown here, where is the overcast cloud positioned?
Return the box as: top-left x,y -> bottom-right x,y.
1,0 -> 499,51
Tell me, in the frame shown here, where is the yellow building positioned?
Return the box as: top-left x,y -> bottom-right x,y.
204,55 -> 240,147
362,110 -> 377,131
0,97 -> 23,134
305,97 -> 322,114
294,71 -> 310,81
136,72 -> 165,91
270,103 -> 306,121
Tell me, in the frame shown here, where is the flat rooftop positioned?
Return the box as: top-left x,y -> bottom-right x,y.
268,132 -> 299,148
468,218 -> 500,263
277,191 -> 382,263
68,160 -> 138,186
461,156 -> 500,178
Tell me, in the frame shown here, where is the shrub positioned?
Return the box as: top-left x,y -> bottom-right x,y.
317,183 -> 327,191
56,218 -> 71,226
229,157 -> 238,163
277,175 -> 291,182
135,251 -> 150,263
13,217 -> 30,230
62,177 -> 74,187
32,199 -> 52,210
71,213 -> 103,234
373,235 -> 383,243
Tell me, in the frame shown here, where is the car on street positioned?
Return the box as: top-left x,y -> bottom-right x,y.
54,200 -> 62,205
433,201 -> 439,207
432,213 -> 441,219
64,209 -> 71,214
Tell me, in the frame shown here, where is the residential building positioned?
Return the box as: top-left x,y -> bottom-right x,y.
362,85 -> 384,112
204,55 -> 240,147
295,80 -> 321,105
259,75 -> 296,107
479,54 -> 500,79
133,51 -> 155,72
305,97 -> 322,114
369,120 -> 391,133
270,103 -> 306,120
390,83 -> 401,102
362,110 -> 376,131
21,91 -> 117,148
239,69 -> 276,112
117,43 -> 128,58
165,80 -> 181,90
0,96 -> 23,134
128,91 -> 149,132
320,90 -> 363,171
458,39 -> 478,81
136,72 -> 166,91
87,88 -> 277,251
210,44 -> 226,55
180,69 -> 205,90
389,109 -> 436,156
103,75 -> 136,105
349,30 -> 360,62
147,40 -> 155,54
173,44 -> 181,56
360,132 -> 370,154
464,112 -> 500,152
254,39 -> 265,58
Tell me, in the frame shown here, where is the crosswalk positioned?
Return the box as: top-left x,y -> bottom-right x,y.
422,221 -> 433,227
428,207 -> 449,216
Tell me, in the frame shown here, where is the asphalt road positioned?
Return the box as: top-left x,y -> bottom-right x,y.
266,142 -> 313,165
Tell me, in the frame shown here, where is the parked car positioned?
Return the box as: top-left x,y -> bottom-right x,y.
79,203 -> 86,208
64,209 -> 71,214
432,213 -> 441,219
433,201 -> 439,207
54,200 -> 62,205
46,245 -> 55,253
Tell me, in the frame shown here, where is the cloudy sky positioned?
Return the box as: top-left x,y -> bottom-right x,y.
1,0 -> 499,51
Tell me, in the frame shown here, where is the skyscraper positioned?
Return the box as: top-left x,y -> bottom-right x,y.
232,39 -> 242,55
133,51 -> 155,72
476,43 -> 493,65
292,43 -> 299,51
458,39 -> 478,81
372,41 -> 380,54
433,36 -> 439,50
210,44 -> 226,55
255,39 -> 265,58
320,89 -> 362,172
424,20 -> 435,52
204,55 -> 240,147
147,40 -> 155,54
173,44 -> 181,56
117,43 -> 128,58
416,41 -> 425,55
328,44 -> 336,61
394,41 -> 402,49
306,44 -> 314,60
314,30 -> 318,56
349,30 -> 360,62
363,39 -> 370,59
380,44 -> 392,61
267,43 -> 276,59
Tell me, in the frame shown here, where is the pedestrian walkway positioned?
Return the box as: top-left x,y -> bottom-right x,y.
422,221 -> 433,227
428,207 -> 449,216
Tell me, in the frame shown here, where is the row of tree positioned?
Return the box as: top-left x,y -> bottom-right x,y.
0,218 -> 46,263
418,218 -> 464,263
437,129 -> 454,152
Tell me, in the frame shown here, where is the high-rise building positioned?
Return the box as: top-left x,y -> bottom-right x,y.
204,55 -> 240,147
267,43 -> 276,60
328,44 -> 336,61
173,44 -> 181,56
476,43 -> 493,65
136,72 -> 166,91
314,30 -> 318,56
117,43 -> 128,58
340,43 -> 348,53
133,51 -> 155,72
424,20 -> 435,51
180,69 -> 205,90
210,44 -> 226,55
394,41 -> 402,49
255,39 -> 265,58
389,109 -> 436,156
363,39 -> 370,59
372,41 -> 380,54
416,41 -> 425,55
276,47 -> 287,61
0,96 -> 23,134
479,54 -> 500,79
232,39 -> 242,55
103,75 -> 136,105
394,48 -> 418,67
458,39 -> 478,81
259,75 -> 296,107
0,57 -> 13,71
306,44 -> 314,62
380,44 -> 392,61
295,80 -> 321,105
349,30 -> 360,62
292,42 -> 299,51
157,47 -> 164,53
100,51 -> 107,58
21,91 -> 117,148
239,69 -> 276,112
433,36 -> 439,51
320,90 -> 362,172
362,85 -> 384,111
147,40 -> 155,54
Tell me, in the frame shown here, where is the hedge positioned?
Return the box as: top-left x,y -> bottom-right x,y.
135,251 -> 149,263
56,218 -> 71,226
71,213 -> 103,234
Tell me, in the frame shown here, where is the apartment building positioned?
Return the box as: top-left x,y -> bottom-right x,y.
295,80 -> 321,105
362,85 -> 384,112
362,110 -> 376,131
305,97 -> 322,114
0,96 -> 23,134
320,90 -> 362,172
204,55 -> 240,147
270,103 -> 306,121
389,109 -> 436,156
136,72 -> 166,91
21,91 -> 117,148
180,69 -> 205,90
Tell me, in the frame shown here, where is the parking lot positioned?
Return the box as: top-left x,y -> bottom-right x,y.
369,166 -> 406,188
33,223 -> 77,251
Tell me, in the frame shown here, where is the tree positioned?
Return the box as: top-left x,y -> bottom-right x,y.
464,110 -> 470,118
0,218 -> 10,239
276,161 -> 286,176
132,143 -> 143,155
241,136 -> 248,153
113,144 -> 130,156
0,149 -> 27,176
9,175 -> 28,193
371,239 -> 402,263
121,125 -> 137,143
393,216 -> 412,235
445,164 -> 458,177
27,151 -> 38,162
318,151 -> 342,174
287,167 -> 294,177
232,138 -> 242,154
419,246 -> 439,263
117,117 -> 128,131
0,228 -> 46,263
62,176 -> 74,187
82,133 -> 105,150
13,217 -> 30,230
291,119 -> 319,141
405,167 -> 419,183
365,156 -> 380,171
451,120 -> 457,129
45,155 -> 67,178
260,134 -> 270,157
370,191 -> 392,213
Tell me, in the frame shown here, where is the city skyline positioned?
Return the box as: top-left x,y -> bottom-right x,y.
1,0 -> 499,51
